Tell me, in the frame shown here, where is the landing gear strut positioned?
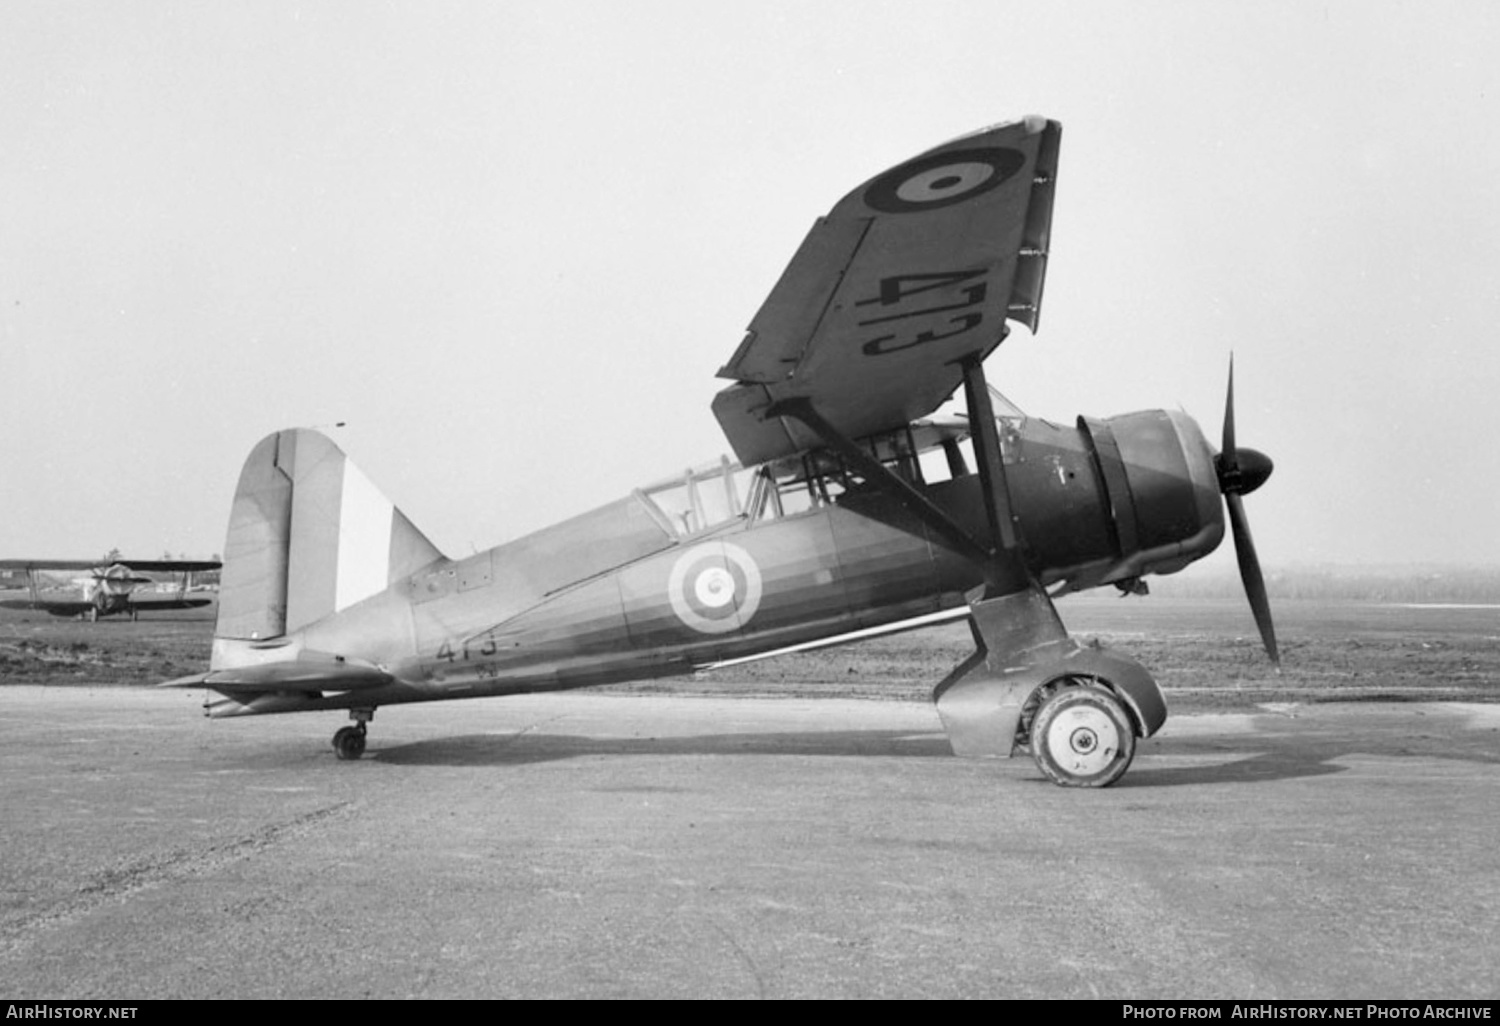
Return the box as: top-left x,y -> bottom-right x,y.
933,590 -> 1161,787
332,709 -> 375,761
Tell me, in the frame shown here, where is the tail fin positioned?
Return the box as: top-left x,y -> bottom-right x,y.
216,429 -> 444,640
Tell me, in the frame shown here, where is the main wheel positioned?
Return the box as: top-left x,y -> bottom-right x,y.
333,726 -> 366,761
1029,683 -> 1136,788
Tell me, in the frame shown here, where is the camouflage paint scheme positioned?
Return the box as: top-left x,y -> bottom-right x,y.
165,117 -> 1276,787
187,408 -> 1220,729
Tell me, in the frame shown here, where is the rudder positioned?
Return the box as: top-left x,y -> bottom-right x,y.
216,429 -> 444,640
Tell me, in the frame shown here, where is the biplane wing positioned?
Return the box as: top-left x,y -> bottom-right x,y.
0,558 -> 220,618
123,594 -> 215,612
0,559 -> 222,573
0,598 -> 95,616
0,596 -> 212,616
712,116 -> 1060,466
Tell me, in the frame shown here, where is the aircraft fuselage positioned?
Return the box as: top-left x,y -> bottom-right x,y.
203,408 -> 1224,718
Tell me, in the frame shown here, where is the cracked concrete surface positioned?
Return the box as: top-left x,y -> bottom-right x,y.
1,687 -> 1496,998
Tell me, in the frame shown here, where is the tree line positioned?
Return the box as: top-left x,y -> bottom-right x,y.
1149,565 -> 1500,602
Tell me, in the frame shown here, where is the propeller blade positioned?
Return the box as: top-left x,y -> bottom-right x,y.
1222,354 -> 1236,459
1216,355 -> 1278,665
1226,492 -> 1279,666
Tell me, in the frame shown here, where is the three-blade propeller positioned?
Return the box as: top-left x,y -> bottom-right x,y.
1213,358 -> 1280,666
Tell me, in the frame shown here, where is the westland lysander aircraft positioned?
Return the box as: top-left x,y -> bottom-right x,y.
165,116 -> 1277,786
1,559 -> 221,620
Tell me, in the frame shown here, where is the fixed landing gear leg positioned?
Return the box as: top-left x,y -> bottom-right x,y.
932,586 -> 1165,787
933,587 -> 1074,759
332,708 -> 375,761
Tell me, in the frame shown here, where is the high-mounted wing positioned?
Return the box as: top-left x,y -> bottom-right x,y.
113,559 -> 222,573
0,560 -> 105,571
713,116 -> 1060,466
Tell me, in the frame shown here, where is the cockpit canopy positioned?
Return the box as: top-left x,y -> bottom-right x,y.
633,401 -> 1022,540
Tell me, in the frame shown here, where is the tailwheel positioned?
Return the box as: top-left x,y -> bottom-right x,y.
332,724 -> 367,761
1029,682 -> 1136,788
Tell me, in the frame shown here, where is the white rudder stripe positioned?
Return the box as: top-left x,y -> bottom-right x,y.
335,458 -> 395,613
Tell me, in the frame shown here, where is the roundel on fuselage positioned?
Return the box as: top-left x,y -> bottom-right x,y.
667,542 -> 764,635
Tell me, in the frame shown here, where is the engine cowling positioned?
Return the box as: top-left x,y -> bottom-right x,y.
1010,409 -> 1225,591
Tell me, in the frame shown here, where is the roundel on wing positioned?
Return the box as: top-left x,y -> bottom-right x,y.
667,542 -> 764,635
863,147 -> 1026,214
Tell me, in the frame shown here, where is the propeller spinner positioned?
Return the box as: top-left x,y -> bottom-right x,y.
1212,359 -> 1279,665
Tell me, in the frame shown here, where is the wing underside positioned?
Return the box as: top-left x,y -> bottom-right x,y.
713,116 -> 1061,465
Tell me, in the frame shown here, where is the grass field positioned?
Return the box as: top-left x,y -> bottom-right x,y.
1,595 -> 1496,711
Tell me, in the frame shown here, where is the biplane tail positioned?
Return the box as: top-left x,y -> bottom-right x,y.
214,429 -> 444,642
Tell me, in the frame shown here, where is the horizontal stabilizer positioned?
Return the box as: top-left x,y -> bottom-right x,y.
160,651 -> 391,694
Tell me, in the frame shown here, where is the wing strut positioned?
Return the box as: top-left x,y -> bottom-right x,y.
958,352 -> 1020,556
767,350 -> 1029,594
767,396 -> 994,567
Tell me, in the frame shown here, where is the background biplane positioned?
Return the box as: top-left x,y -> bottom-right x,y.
165,116 -> 1276,786
1,558 -> 221,621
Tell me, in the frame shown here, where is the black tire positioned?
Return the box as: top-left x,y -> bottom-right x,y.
333,726 -> 366,761
1029,683 -> 1136,788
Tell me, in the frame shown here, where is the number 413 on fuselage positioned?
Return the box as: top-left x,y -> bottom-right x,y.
164,116 -> 1277,787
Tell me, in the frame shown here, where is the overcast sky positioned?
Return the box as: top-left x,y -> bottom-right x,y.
3,0 -> 1497,575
